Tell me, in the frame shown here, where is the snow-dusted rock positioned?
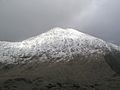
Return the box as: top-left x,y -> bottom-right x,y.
0,28 -> 119,64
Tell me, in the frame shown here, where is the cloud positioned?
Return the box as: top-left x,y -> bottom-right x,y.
66,0 -> 120,45
0,0 -> 119,45
0,0 -> 90,41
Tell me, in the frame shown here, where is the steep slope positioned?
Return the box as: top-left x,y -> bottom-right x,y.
0,28 -> 120,90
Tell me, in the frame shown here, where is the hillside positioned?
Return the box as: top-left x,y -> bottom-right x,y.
0,28 -> 120,90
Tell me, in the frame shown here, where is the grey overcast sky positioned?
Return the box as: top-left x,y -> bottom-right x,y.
0,0 -> 120,45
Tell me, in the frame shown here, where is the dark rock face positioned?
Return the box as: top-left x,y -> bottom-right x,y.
105,49 -> 120,74
0,53 -> 120,90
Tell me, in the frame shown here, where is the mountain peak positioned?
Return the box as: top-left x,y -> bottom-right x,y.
49,27 -> 82,34
0,28 -> 119,64
0,28 -> 120,89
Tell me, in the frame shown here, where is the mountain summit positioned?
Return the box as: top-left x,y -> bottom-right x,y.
0,28 -> 120,90
0,28 -> 119,64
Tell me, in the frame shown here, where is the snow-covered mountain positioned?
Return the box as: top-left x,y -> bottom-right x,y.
0,28 -> 119,64
0,28 -> 120,90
